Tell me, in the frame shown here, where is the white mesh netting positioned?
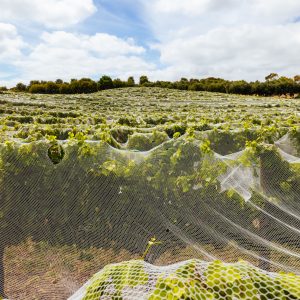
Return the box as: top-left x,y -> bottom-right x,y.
70,260 -> 300,300
0,89 -> 299,299
0,131 -> 300,299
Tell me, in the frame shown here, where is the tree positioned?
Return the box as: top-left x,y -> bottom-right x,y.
29,80 -> 40,85
15,82 -> 27,92
265,73 -> 278,81
139,75 -> 149,85
59,83 -> 72,94
174,78 -> 189,90
45,81 -> 60,94
29,83 -> 47,94
228,80 -> 252,95
113,78 -> 126,89
77,78 -> 98,93
127,76 -> 135,87
98,75 -> 114,90
55,79 -> 63,84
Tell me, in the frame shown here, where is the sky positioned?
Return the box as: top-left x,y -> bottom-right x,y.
1,0 -> 300,86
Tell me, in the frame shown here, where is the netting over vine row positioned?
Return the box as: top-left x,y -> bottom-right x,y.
0,130 -> 300,299
70,260 -> 300,300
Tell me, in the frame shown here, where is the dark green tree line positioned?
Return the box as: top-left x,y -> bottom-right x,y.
7,73 -> 300,97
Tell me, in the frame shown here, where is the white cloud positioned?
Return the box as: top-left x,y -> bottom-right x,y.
2,0 -> 300,84
151,24 -> 300,81
146,0 -> 300,31
0,23 -> 25,60
40,31 -> 145,56
149,0 -> 238,16
0,0 -> 96,28
141,0 -> 300,80
250,0 -> 300,23
12,31 -> 154,83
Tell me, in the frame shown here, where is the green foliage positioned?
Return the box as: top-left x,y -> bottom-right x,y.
0,87 -> 299,298
139,75 -> 150,86
47,143 -> 64,164
29,83 -> 47,94
80,259 -> 300,300
71,78 -> 98,94
200,139 -> 212,154
11,73 -> 300,96
15,82 -> 27,92
26,78 -> 98,94
82,260 -> 149,299
173,132 -> 181,139
0,86 -> 8,92
98,75 -> 114,90
127,131 -> 169,151
265,73 -> 279,81
127,76 -> 135,87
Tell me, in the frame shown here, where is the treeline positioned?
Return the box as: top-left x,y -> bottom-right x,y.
9,76 -> 135,94
4,73 -> 300,97
144,73 -> 300,97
